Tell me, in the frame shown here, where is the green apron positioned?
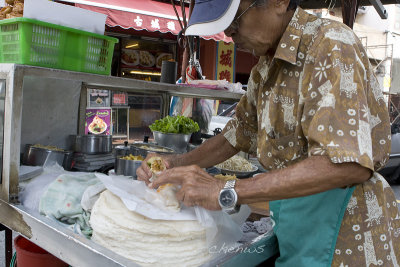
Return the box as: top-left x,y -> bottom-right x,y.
270,186 -> 355,267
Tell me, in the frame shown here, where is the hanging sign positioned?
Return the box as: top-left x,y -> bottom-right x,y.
112,91 -> 128,106
215,41 -> 235,82
88,89 -> 110,107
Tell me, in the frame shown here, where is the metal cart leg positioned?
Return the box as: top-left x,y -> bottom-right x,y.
0,224 -> 13,267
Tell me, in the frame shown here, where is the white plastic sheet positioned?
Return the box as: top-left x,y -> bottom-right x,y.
94,173 -> 251,247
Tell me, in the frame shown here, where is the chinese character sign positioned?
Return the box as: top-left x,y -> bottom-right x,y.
216,41 -> 235,82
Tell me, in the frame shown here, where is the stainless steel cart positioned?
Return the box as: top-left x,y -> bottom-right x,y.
0,64 -> 277,267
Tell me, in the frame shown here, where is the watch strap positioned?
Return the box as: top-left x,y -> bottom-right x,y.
224,179 -> 236,189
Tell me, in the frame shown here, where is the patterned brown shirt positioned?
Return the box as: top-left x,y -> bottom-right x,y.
222,7 -> 400,266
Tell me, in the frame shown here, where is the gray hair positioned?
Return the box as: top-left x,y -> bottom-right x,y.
254,0 -> 301,10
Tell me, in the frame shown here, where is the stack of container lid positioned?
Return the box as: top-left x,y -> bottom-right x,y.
71,135 -> 114,172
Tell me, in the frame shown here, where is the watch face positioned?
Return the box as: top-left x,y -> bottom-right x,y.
220,190 -> 235,207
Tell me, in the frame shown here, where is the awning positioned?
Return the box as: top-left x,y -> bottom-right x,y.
61,0 -> 232,42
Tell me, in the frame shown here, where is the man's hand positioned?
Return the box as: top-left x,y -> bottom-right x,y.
150,165 -> 225,210
136,153 -> 173,184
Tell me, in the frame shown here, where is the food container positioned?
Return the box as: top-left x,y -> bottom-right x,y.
114,141 -> 131,158
115,157 -> 142,179
72,135 -> 112,154
22,144 -> 73,170
152,131 -> 191,153
131,142 -> 175,158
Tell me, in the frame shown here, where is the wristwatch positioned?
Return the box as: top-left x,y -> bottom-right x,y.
218,180 -> 240,214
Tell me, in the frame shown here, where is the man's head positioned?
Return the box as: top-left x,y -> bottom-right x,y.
186,0 -> 299,56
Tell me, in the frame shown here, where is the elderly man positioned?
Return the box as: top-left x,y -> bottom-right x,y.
137,0 -> 400,265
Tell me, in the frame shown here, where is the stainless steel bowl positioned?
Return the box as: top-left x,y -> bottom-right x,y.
131,142 -> 175,158
115,157 -> 143,179
215,164 -> 258,178
152,131 -> 191,153
22,144 -> 73,170
72,135 -> 112,154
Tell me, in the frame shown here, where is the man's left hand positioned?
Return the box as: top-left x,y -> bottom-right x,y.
150,165 -> 225,210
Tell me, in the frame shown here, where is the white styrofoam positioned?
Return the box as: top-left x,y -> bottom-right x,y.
24,0 -> 107,35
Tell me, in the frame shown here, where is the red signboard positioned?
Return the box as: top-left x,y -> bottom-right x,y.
215,42 -> 236,82
112,91 -> 128,106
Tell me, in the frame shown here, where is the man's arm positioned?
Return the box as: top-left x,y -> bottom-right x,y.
236,155 -> 372,204
136,133 -> 239,183
171,133 -> 239,168
151,155 -> 372,210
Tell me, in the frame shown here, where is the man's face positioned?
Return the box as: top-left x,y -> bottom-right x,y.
224,0 -> 290,56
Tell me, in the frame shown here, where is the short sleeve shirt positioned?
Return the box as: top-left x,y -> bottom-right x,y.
222,8 -> 389,171
222,7 -> 400,266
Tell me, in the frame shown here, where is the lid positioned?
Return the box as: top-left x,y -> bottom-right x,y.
115,145 -> 131,151
77,134 -> 112,139
132,143 -> 175,153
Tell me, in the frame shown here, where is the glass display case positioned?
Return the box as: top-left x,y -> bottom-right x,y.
119,37 -> 177,82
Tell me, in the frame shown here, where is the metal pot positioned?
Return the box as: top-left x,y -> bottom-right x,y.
131,142 -> 175,158
115,157 -> 142,179
114,141 -> 131,158
72,135 -> 112,154
152,131 -> 191,153
22,144 -> 73,170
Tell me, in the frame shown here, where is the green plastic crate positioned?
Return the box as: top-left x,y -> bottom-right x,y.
0,18 -> 118,75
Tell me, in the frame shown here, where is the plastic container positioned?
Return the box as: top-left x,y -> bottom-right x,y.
14,235 -> 68,267
0,18 -> 118,75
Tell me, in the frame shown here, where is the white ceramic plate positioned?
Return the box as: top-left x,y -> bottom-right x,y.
121,49 -> 139,66
139,51 -> 155,67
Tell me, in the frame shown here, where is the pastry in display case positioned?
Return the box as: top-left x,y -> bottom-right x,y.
0,0 -> 24,20
121,49 -> 139,66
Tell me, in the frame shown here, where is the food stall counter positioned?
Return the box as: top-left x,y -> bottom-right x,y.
0,64 -> 277,266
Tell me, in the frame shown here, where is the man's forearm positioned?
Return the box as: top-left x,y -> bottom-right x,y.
236,156 -> 372,204
173,134 -> 239,168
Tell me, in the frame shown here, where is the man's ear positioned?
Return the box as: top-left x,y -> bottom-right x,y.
274,0 -> 291,14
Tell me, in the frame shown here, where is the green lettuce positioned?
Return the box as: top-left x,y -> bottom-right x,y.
149,115 -> 200,134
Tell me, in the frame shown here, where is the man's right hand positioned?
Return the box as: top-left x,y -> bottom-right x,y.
137,134 -> 239,184
136,153 -> 173,185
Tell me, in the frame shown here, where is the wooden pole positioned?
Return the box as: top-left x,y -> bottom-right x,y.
180,0 -> 195,83
341,0 -> 361,29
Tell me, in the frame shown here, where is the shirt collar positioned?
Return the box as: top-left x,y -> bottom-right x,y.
273,7 -> 309,65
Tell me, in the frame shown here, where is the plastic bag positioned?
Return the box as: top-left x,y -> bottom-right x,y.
190,79 -> 245,94
95,172 -> 251,248
19,163 -> 66,211
195,205 -> 251,249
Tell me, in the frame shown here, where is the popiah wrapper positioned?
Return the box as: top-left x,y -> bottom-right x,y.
147,157 -> 181,211
147,157 -> 166,183
157,184 -> 180,212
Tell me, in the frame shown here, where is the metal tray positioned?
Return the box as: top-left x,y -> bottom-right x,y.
215,164 -> 258,178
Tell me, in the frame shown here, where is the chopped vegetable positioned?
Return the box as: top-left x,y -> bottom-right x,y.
32,144 -> 64,152
121,154 -> 144,161
149,115 -> 200,134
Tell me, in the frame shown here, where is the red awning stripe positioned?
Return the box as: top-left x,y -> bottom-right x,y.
62,0 -> 232,42
63,0 -> 186,20
78,4 -> 184,34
